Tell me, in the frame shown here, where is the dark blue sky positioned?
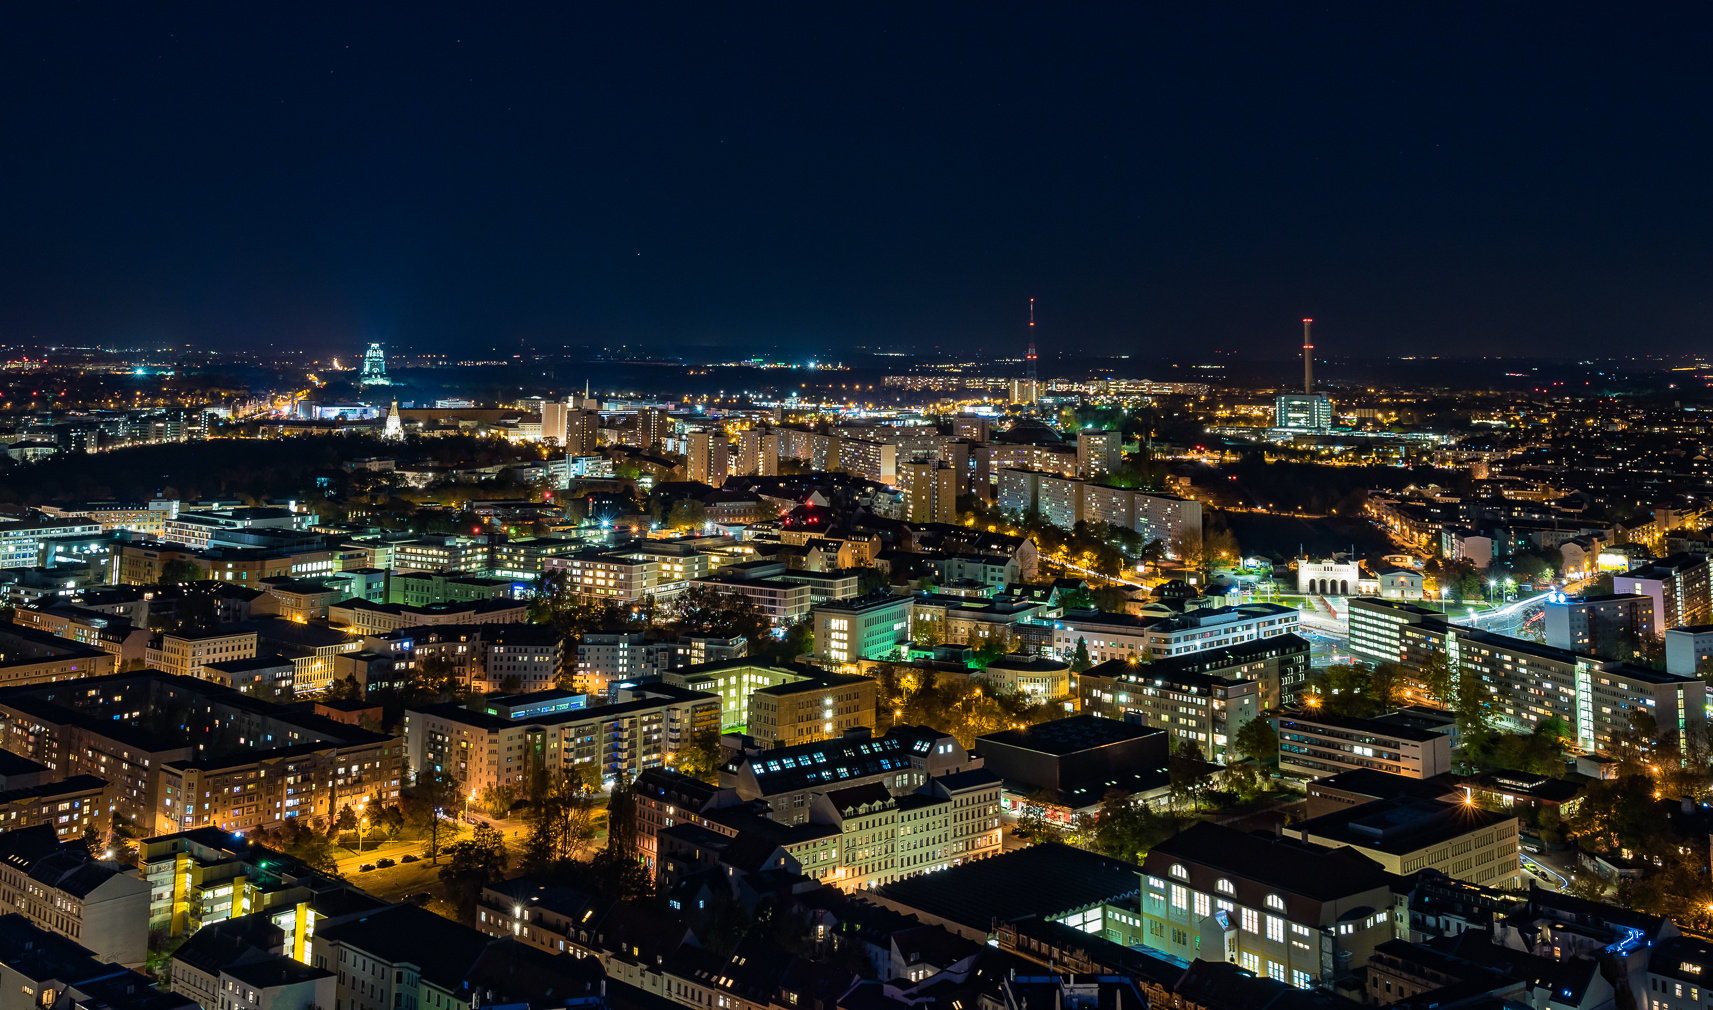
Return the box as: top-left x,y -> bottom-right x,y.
1,4 -> 1709,360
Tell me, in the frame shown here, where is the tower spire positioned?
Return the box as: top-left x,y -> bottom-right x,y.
1302,318 -> 1314,395
1026,298 -> 1038,389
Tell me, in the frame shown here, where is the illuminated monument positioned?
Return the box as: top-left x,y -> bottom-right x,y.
359,343 -> 391,387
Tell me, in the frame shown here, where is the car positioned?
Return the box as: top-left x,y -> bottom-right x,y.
399,854 -> 420,863
405,891 -> 433,906
375,858 -> 396,869
358,863 -> 376,872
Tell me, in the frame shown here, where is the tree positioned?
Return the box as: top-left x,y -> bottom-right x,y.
480,785 -> 516,819
438,823 -> 509,922
159,559 -> 203,584
1169,741 -> 1208,811
1418,650 -> 1456,709
667,499 -> 706,530
1232,717 -> 1279,765
675,726 -> 723,783
1084,789 -> 1179,861
1018,789 -> 1066,844
1071,638 -> 1092,674
410,768 -> 461,865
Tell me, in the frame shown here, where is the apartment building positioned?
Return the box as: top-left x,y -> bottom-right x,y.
0,777 -> 111,843
0,824 -> 149,967
1277,711 -> 1454,779
327,598 -> 528,635
1037,474 -> 1084,530
404,683 -> 720,793
813,593 -> 913,665
312,905 -> 497,1010
1075,430 -> 1121,478
546,552 -> 659,603
1616,553 -> 1712,636
620,541 -> 715,591
838,438 -> 897,485
662,659 -> 817,733
1077,658 -> 1260,764
574,632 -> 678,695
1139,821 -> 1399,988
1665,625 -> 1713,676
737,430 -> 780,477
141,828 -> 341,938
1348,598 -> 1442,666
146,629 -> 258,682
899,460 -> 957,524
686,430 -> 730,487
719,726 -> 982,827
1544,593 -> 1655,657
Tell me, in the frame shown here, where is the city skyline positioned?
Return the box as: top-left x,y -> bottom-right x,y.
2,6 -> 1711,357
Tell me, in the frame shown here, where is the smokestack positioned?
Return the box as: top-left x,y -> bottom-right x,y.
1302,318 -> 1314,394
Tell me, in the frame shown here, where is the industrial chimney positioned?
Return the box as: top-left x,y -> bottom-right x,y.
1302,318 -> 1314,394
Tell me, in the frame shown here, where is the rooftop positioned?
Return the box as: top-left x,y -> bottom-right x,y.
869,842 -> 1139,931
976,714 -> 1161,756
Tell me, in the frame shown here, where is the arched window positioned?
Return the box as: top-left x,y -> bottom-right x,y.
1265,894 -> 1285,911
1170,864 -> 1188,880
1340,579 -> 1349,595
1217,879 -> 1235,895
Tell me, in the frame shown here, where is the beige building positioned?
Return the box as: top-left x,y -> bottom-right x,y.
900,459 -> 957,524
546,552 -> 659,604
747,673 -> 877,748
1287,796 -> 1521,889
975,654 -> 1071,699
686,430 -> 730,487
148,629 -> 257,681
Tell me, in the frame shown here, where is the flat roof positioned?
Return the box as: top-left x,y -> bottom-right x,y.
1294,796 -> 1513,854
870,842 -> 1139,930
976,714 -> 1161,756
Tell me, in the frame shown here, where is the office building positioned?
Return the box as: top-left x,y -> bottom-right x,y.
145,629 -> 258,683
1287,796 -> 1520,889
1077,658 -> 1260,763
1274,393 -> 1333,432
813,593 -> 913,665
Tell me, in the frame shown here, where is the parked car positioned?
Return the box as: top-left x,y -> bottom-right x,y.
375,858 -> 396,869
405,892 -> 432,906
400,854 -> 420,863
358,863 -> 376,872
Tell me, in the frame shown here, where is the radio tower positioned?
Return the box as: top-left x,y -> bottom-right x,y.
1026,298 -> 1038,390
1302,318 -> 1314,394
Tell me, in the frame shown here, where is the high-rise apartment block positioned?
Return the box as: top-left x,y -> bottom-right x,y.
900,459 -> 957,524
1615,553 -> 1711,636
1076,429 -> 1122,477
738,429 -> 780,476
686,430 -> 730,487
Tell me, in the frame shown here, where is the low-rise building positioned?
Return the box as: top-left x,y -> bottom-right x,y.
813,593 -> 913,665
1277,711 -> 1454,780
747,673 -> 877,748
1078,657 -> 1260,764
1287,796 -> 1521,888
0,824 -> 149,967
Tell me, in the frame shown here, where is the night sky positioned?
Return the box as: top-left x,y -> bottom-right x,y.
2,5 -> 1709,360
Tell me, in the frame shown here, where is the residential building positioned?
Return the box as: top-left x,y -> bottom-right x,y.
813,593 -> 913,665
573,632 -> 679,695
1075,430 -> 1121,478
747,673 -> 877,748
1616,553 -> 1712,636
899,460 -> 957,525
1037,474 -> 1084,530
1134,493 -> 1202,545
1544,593 -> 1655,657
1349,598 -> 1440,667
686,430 -> 730,488
326,598 -> 529,635
1077,657 -> 1260,763
1139,820 -> 1397,987
1276,711 -> 1454,779
0,824 -> 149,966
838,438 -> 896,485
140,828 -> 343,938
148,630 -> 258,682
737,430 -> 780,477
404,682 -> 719,792
545,552 -> 659,604
719,725 -> 981,826
0,913 -> 194,1010
1665,625 -> 1713,676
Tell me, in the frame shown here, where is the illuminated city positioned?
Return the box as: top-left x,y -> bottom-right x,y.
0,7 -> 1709,1010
